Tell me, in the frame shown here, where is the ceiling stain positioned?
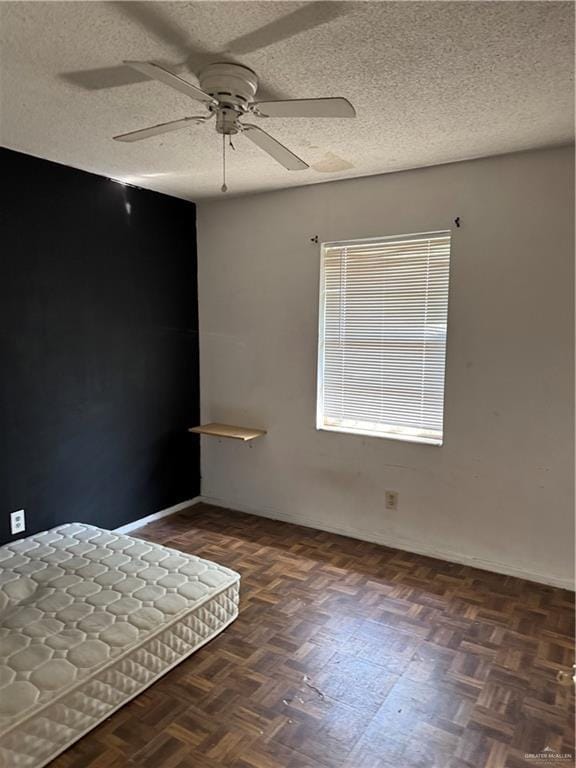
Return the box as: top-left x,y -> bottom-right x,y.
312,152 -> 355,173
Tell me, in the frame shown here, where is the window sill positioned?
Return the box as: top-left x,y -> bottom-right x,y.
317,424 -> 443,446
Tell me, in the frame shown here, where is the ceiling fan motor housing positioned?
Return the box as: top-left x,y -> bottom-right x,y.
199,62 -> 258,112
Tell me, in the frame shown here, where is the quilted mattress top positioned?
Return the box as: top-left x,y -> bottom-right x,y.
0,523 -> 240,732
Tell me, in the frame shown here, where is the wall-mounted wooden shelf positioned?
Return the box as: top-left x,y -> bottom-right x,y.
188,423 -> 267,442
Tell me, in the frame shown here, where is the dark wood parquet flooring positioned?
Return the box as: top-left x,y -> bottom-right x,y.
50,503 -> 575,768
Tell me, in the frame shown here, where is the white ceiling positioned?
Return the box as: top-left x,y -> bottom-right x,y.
0,1 -> 573,201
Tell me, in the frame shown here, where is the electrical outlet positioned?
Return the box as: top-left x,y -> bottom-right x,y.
10,509 -> 25,535
385,491 -> 398,510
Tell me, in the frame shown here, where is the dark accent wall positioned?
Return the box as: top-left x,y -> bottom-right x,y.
0,148 -> 200,544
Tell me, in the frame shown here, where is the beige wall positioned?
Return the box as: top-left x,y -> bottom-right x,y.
197,146 -> 574,589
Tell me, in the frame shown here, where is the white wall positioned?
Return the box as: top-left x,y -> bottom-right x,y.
197,146 -> 574,589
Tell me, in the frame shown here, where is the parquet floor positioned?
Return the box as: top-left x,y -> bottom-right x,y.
51,503 -> 574,768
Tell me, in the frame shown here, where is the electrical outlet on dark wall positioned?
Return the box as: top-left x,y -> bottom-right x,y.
0,148 -> 200,545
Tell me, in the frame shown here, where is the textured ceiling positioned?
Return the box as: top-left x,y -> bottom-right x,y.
0,1 -> 573,200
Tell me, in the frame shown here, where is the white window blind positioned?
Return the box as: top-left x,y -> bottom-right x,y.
317,231 -> 451,445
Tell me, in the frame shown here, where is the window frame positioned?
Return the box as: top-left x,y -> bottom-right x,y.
315,230 -> 451,446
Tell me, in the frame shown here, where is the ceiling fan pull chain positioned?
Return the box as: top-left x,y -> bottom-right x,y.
221,132 -> 228,193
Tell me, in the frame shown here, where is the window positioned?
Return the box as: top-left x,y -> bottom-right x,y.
316,231 -> 451,445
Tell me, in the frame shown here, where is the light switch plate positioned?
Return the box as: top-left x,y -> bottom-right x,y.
385,491 -> 398,510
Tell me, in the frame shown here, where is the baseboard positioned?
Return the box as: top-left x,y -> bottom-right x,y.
114,498 -> 201,534
200,495 -> 574,591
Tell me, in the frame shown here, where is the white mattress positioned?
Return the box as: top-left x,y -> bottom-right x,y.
0,523 -> 240,768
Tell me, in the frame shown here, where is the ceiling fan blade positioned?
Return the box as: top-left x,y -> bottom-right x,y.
113,1 -> 192,54
124,61 -> 217,105
242,124 -> 308,171
113,2 -> 217,77
61,65 -> 149,91
113,116 -> 206,142
254,97 -> 356,119
228,2 -> 353,55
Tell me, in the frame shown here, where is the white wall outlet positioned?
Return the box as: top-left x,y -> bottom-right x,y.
10,509 -> 25,535
385,491 -> 399,510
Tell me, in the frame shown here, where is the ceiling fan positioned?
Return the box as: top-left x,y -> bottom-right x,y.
113,61 -> 356,191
